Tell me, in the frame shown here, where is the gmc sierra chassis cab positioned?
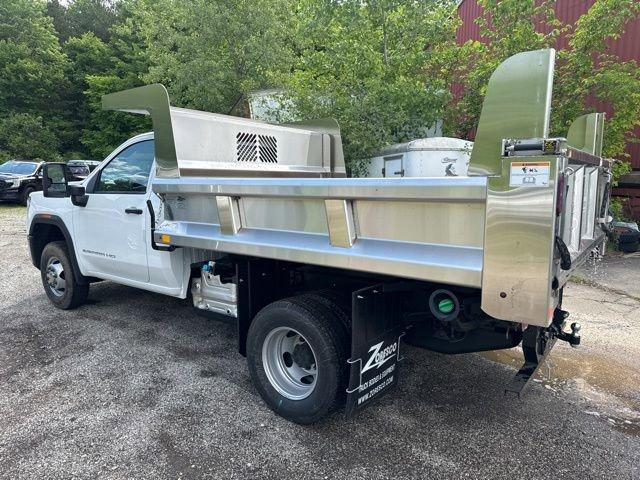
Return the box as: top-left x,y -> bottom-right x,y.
27,50 -> 611,423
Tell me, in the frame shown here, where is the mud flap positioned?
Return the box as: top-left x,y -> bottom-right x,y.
345,284 -> 405,418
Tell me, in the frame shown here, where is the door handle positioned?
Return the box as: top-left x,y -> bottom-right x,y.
125,207 -> 143,215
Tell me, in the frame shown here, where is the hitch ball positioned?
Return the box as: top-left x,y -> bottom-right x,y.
570,322 -> 581,348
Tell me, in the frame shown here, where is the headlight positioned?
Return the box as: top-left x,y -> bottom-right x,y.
10,179 -> 20,188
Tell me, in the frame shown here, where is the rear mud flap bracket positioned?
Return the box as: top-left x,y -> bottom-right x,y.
345,284 -> 406,418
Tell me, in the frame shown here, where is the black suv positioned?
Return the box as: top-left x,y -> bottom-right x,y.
0,160 -> 44,205
66,159 -> 101,180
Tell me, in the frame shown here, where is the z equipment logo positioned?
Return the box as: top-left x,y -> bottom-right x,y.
361,340 -> 398,374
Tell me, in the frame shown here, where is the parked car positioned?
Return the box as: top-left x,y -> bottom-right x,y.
66,160 -> 101,180
0,160 -> 44,205
611,221 -> 640,253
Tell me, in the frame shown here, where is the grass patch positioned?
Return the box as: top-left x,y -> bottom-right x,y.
0,202 -> 25,220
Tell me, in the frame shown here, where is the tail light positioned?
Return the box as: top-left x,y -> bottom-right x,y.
556,173 -> 566,216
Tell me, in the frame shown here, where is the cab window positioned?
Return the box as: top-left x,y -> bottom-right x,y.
95,141 -> 155,193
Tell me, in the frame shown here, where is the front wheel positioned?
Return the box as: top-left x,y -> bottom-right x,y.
40,241 -> 89,309
246,295 -> 349,424
21,186 -> 35,206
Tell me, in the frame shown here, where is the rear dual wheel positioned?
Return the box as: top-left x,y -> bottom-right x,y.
246,294 -> 350,424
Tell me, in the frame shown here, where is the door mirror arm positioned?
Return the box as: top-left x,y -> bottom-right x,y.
67,185 -> 88,207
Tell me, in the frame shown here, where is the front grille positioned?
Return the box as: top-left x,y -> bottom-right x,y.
236,132 -> 278,163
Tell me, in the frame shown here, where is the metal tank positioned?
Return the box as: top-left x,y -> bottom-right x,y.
364,137 -> 473,178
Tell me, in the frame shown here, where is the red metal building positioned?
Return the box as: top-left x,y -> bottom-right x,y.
455,0 -> 640,218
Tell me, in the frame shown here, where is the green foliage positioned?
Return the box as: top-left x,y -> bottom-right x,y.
0,0 -> 68,161
287,0 -> 457,172
57,32 -> 113,153
0,113 -> 60,161
47,0 -> 117,42
553,0 -> 640,164
132,0 -> 298,114
431,0 -> 640,181
0,0 -> 67,114
430,0 -> 560,138
608,196 -> 632,221
82,75 -> 151,158
80,0 -> 153,158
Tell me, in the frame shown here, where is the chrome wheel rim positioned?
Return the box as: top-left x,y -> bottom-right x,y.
45,257 -> 66,297
262,327 -> 318,400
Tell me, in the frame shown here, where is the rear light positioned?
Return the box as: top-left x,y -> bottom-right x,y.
556,173 -> 566,216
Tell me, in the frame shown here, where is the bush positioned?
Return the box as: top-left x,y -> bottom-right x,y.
0,113 -> 61,161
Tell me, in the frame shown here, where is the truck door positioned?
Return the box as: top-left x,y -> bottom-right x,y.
383,155 -> 403,177
73,140 -> 154,283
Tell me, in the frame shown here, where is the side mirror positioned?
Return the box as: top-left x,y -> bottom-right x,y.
42,163 -> 69,198
67,185 -> 85,196
68,184 -> 88,207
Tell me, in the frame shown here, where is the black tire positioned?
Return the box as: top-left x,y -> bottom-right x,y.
246,294 -> 350,424
40,241 -> 89,309
21,186 -> 35,206
306,290 -> 352,334
619,239 -> 639,253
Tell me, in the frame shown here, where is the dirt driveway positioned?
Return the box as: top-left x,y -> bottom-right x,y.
1,203 -> 639,479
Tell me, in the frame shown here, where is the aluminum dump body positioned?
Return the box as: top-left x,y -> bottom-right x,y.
154,176 -> 487,288
102,49 -> 611,328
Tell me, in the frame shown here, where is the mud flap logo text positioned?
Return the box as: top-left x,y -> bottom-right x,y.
361,341 -> 398,374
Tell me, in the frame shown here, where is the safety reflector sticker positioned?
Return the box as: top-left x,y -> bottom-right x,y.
509,161 -> 551,188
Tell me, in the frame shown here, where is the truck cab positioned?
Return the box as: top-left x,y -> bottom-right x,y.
27,133 -> 186,310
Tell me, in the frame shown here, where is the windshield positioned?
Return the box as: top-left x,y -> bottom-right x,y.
0,161 -> 38,175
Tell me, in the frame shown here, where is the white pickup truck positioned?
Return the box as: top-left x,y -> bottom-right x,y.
27,50 -> 611,423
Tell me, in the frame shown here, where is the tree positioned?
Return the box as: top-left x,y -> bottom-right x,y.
429,0 -> 640,181
286,0 -> 457,173
47,0 -> 118,42
0,0 -> 68,161
0,113 -> 60,162
80,0 -> 151,158
129,0 -> 298,114
59,32 -> 113,154
553,0 -> 640,178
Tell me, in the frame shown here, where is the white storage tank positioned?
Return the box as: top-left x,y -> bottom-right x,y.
364,137 -> 473,178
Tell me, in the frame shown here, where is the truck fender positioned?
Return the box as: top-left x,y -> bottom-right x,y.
28,214 -> 87,285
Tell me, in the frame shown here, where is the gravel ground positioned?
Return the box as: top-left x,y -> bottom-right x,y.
577,250 -> 640,299
1,203 -> 639,479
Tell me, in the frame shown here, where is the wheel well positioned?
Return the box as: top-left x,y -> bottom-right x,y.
30,223 -> 65,269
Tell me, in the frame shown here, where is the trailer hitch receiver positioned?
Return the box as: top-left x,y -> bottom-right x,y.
505,309 -> 581,396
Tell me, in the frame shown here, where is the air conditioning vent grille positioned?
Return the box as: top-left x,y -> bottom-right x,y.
258,135 -> 278,163
236,132 -> 257,162
236,132 -> 278,163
